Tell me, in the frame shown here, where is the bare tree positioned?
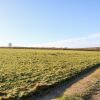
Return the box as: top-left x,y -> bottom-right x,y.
8,43 -> 12,47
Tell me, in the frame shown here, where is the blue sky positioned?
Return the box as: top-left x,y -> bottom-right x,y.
0,0 -> 100,47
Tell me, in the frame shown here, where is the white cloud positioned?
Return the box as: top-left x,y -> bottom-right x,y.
0,33 -> 100,48
91,33 -> 100,38
34,33 -> 100,48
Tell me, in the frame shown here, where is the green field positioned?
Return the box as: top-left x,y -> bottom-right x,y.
0,49 -> 100,99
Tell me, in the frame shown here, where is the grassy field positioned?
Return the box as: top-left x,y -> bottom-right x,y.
0,49 -> 100,99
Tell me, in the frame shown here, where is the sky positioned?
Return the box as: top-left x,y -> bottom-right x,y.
0,0 -> 100,48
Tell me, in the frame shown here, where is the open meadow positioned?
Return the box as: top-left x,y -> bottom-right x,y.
0,48 -> 100,99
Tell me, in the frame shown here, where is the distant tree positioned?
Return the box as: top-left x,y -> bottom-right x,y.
8,43 -> 12,47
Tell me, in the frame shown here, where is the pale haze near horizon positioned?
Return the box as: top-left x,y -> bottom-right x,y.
0,0 -> 100,48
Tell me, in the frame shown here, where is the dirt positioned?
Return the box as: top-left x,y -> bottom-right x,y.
28,66 -> 100,100
63,68 -> 100,96
91,91 -> 100,100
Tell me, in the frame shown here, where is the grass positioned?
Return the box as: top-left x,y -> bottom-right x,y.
0,49 -> 100,99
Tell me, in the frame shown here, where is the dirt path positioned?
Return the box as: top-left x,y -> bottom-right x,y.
62,68 -> 100,96
91,91 -> 100,100
90,81 -> 100,100
30,66 -> 100,100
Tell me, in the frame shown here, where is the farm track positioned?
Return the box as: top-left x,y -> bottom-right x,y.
26,65 -> 100,100
91,91 -> 100,100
